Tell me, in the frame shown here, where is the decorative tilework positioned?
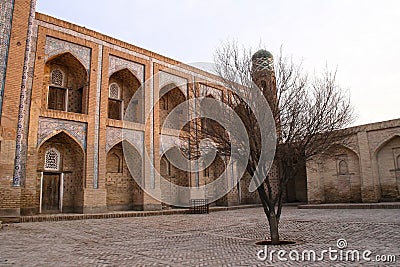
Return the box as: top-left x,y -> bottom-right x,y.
159,71 -> 188,97
35,19 -> 222,87
0,0 -> 15,119
149,59 -> 155,189
93,44 -> 103,189
37,117 -> 87,150
13,0 -> 37,187
199,83 -> 223,99
45,36 -> 91,70
107,127 -> 144,155
159,134 -> 182,155
109,55 -> 144,84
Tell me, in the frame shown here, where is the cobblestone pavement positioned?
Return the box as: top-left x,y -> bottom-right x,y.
0,207 -> 399,266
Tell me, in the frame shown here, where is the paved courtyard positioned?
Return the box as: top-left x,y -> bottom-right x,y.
0,207 -> 399,266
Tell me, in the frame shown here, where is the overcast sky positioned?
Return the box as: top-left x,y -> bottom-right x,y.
36,0 -> 400,126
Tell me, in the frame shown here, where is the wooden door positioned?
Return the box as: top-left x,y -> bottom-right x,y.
42,174 -> 60,212
48,87 -> 66,111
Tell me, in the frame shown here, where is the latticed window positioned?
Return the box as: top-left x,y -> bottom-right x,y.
108,83 -> 122,120
51,69 -> 64,86
44,148 -> 60,171
109,83 -> 121,99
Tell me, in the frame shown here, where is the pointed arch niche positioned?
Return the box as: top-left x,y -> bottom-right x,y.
106,141 -> 144,211
375,135 -> 400,200
108,69 -> 142,122
37,132 -> 84,214
44,52 -> 88,114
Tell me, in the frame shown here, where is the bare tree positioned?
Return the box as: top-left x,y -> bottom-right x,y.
184,41 -> 356,244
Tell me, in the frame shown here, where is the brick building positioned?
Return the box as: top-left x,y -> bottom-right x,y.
0,0 -> 398,218
307,119 -> 400,203
0,0 -> 264,217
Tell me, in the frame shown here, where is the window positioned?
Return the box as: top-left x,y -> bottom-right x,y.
48,68 -> 67,111
338,160 -> 348,175
109,83 -> 120,99
48,87 -> 66,111
44,148 -> 61,171
51,69 -> 64,86
108,83 -> 122,120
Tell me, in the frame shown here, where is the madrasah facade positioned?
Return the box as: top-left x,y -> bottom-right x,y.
0,0 -> 399,218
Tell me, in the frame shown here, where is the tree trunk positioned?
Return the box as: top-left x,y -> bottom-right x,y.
268,212 -> 280,244
256,180 -> 281,244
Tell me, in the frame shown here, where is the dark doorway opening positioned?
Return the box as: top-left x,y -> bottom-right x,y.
42,173 -> 61,213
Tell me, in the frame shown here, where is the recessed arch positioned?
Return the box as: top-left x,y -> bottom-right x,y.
159,83 -> 187,130
37,131 -> 84,213
45,52 -> 88,114
321,145 -> 362,203
374,135 -> 400,200
373,134 -> 400,157
108,68 -> 142,122
106,141 -> 143,211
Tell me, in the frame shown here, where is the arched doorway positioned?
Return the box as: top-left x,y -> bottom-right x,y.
106,141 -> 143,211
44,52 -> 88,114
37,132 -> 84,213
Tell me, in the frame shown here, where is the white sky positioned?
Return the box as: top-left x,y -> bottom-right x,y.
36,0 -> 400,126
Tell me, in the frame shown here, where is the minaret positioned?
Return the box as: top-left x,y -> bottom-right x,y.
251,50 -> 282,199
251,49 -> 277,115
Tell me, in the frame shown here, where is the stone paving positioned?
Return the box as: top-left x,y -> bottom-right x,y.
0,207 -> 399,266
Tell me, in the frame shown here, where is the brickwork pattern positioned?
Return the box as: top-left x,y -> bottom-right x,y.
106,142 -> 143,211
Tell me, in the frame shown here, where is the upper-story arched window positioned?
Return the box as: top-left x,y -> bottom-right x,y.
108,69 -> 142,122
46,52 -> 87,114
44,148 -> 61,171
